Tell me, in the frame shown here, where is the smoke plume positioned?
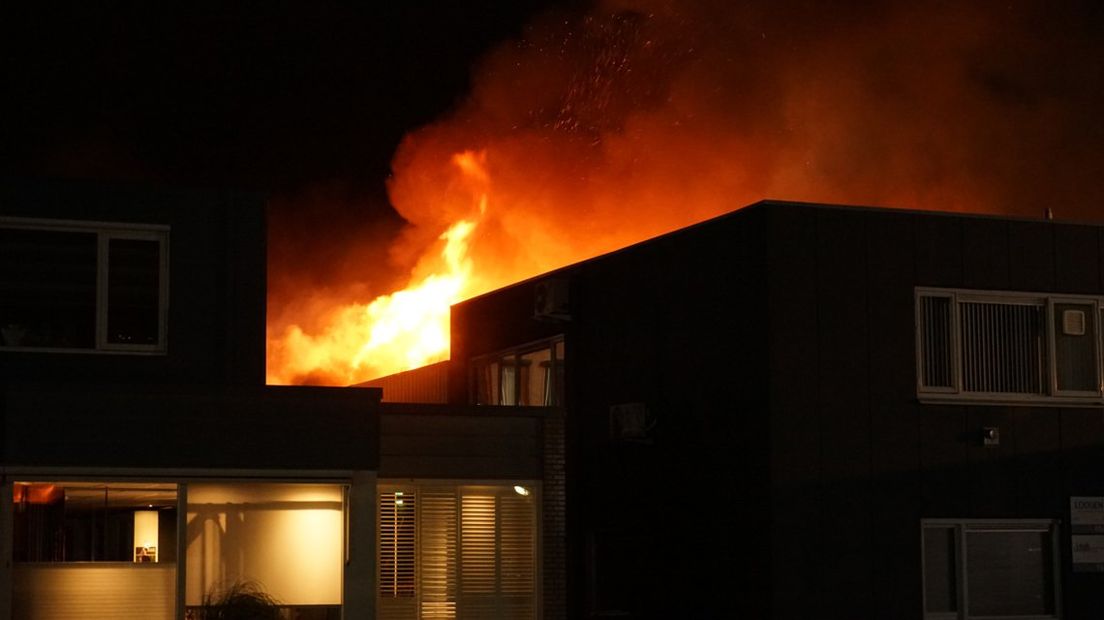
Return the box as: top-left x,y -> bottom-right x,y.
269,0 -> 1104,384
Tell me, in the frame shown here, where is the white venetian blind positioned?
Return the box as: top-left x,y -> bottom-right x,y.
460,495 -> 498,618
13,564 -> 175,620
421,490 -> 458,620
498,494 -> 537,619
379,491 -> 417,620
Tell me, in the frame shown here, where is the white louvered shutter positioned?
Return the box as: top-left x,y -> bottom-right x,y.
460,495 -> 498,618
499,494 -> 537,619
420,490 -> 458,619
380,485 -> 538,620
458,492 -> 537,620
379,491 -> 417,620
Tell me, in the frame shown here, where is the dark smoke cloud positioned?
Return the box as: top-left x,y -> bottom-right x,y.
266,0 -> 1104,383
387,0 -> 1104,249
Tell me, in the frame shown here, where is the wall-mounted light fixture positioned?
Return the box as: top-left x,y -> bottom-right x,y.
982,426 -> 1000,447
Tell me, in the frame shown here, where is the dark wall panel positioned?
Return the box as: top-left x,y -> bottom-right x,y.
1054,224 -> 1100,293
919,406 -> 971,517
3,384 -> 380,470
767,206 -> 824,617
865,211 -> 923,617
1008,407 -> 1063,514
815,210 -> 873,617
1008,221 -> 1055,292
961,219 -> 1010,290
965,406 -> 1015,515
380,407 -> 543,481
915,215 -> 962,287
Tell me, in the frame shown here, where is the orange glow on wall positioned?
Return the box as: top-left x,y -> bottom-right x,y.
13,484 -> 62,505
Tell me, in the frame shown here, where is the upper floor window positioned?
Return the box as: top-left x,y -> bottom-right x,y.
472,336 -> 564,406
0,218 -> 168,353
917,287 -> 1101,405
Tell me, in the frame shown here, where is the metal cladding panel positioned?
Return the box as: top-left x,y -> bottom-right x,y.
361,361 -> 450,404
1,384 -> 382,471
379,406 -> 549,480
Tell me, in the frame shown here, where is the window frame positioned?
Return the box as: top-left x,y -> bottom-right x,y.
1046,296 -> 1101,398
916,287 -> 1104,406
471,336 -> 565,406
921,518 -> 1062,620
0,217 -> 169,354
7,475 -> 353,619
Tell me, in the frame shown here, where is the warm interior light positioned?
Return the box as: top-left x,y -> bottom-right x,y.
513,485 -> 530,496
185,483 -> 344,606
133,510 -> 159,563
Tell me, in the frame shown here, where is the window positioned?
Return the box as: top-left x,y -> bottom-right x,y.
472,337 -> 564,406
11,480 -> 347,620
185,482 -> 345,617
917,288 -> 1102,404
12,481 -> 179,620
378,483 -> 539,620
0,217 -> 168,353
922,519 -> 1061,619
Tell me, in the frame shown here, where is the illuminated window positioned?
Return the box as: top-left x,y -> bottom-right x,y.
378,483 -> 539,620
473,337 -> 565,406
185,482 -> 345,617
11,481 -> 179,620
0,218 -> 168,353
917,288 -> 1103,404
922,519 -> 1060,619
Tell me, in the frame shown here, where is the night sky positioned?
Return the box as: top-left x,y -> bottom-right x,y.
3,2 -> 568,202
3,1 -> 581,306
5,1 -> 1104,314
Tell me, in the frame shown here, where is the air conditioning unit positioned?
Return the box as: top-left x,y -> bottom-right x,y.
609,402 -> 654,443
534,278 -> 570,321
1063,309 -> 1087,336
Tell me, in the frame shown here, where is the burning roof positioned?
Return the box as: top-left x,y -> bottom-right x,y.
266,0 -> 1104,385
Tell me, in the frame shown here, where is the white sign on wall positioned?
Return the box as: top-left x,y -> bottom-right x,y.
1071,497 -> 1104,572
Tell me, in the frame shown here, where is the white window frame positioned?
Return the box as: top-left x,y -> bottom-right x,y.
916,287 -> 1104,406
921,518 -> 1062,620
1047,296 -> 1101,398
0,217 -> 169,354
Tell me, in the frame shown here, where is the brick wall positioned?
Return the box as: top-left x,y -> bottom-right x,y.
542,410 -> 567,620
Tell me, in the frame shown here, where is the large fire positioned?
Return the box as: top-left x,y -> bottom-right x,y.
268,152 -> 488,385
265,137 -> 711,386
267,2 -> 1104,385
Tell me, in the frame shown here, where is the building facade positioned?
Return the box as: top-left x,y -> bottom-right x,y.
11,179 -> 1104,619
0,179 -> 552,620
443,201 -> 1104,619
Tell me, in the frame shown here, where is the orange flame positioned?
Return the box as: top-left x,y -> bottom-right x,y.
266,139 -> 721,386
267,4 -> 1104,386
267,152 -> 491,385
